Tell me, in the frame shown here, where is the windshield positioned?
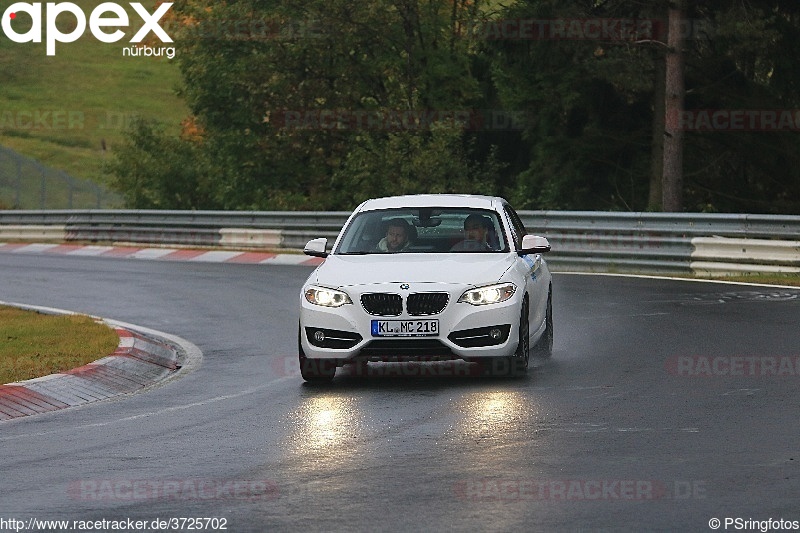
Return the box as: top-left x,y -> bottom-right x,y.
335,207 -> 508,255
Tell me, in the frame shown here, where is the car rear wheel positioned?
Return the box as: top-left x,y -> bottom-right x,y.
298,327 -> 336,383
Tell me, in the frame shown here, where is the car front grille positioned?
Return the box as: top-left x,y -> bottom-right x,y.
406,293 -> 449,316
361,292 -> 449,316
361,293 -> 403,316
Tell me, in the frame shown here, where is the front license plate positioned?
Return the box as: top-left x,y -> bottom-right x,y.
371,319 -> 439,337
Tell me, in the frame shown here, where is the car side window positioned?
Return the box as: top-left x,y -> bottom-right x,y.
503,206 -> 526,249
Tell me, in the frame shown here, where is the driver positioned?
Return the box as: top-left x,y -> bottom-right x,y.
376,218 -> 412,253
451,214 -> 493,251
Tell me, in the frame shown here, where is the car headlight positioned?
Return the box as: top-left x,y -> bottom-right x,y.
304,286 -> 352,307
458,283 -> 516,306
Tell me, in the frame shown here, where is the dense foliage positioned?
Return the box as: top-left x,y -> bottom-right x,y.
110,0 -> 800,213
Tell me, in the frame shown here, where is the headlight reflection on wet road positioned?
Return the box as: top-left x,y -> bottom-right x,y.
456,390 -> 538,441
291,395 -> 363,453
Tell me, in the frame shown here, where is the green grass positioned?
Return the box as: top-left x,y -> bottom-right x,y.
0,0 -> 188,204
0,306 -> 120,384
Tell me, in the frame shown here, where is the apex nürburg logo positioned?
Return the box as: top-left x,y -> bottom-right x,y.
1,2 -> 173,56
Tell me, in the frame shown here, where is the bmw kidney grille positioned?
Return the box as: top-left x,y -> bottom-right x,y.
360,292 -> 448,316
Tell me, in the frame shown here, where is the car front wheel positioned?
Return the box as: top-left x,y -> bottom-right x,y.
473,297 -> 529,377
511,296 -> 530,375
533,288 -> 553,358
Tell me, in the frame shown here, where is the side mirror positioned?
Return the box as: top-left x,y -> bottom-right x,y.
303,238 -> 329,258
518,234 -> 551,256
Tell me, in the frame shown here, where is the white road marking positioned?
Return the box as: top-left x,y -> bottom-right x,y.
11,243 -> 60,253
67,246 -> 116,256
190,251 -> 243,262
261,255 -> 315,265
129,248 -> 178,259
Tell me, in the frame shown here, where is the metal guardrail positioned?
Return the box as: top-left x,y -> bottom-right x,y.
520,211 -> 800,274
1,210 -> 799,274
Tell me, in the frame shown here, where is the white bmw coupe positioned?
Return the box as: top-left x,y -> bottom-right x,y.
298,194 -> 553,382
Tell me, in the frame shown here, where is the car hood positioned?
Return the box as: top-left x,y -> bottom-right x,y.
310,253 -> 516,288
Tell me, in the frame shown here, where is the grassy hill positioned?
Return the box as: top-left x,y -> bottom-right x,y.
0,0 -> 188,207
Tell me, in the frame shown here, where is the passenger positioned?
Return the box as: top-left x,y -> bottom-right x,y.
376,218 -> 412,253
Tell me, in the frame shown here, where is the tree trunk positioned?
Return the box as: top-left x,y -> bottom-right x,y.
662,0 -> 685,212
648,50 -> 665,211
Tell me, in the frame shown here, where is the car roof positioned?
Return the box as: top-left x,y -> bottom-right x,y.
356,194 -> 507,212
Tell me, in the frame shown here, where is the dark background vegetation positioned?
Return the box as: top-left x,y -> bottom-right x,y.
106,0 -> 800,213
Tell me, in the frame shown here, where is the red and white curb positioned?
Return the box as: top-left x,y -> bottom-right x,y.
0,243 -> 323,266
0,302 -> 203,421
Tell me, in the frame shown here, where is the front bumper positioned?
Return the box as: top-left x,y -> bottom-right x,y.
299,283 -> 521,363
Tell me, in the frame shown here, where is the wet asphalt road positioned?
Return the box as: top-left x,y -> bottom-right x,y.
0,252 -> 799,532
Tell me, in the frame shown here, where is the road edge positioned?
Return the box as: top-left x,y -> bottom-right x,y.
0,301 -> 203,421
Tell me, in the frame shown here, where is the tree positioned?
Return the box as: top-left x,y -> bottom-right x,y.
489,0 -> 800,213
489,0 -> 658,210
108,118 -> 218,209
662,0 -> 685,212
111,0 -> 504,210
111,0 -> 800,213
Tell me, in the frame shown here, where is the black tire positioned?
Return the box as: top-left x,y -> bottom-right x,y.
473,298 -> 529,377
533,288 -> 553,358
510,297 -> 530,376
298,327 -> 336,383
